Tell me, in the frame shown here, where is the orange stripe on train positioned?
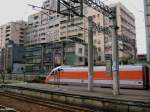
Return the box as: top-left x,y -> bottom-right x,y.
48,71 -> 143,80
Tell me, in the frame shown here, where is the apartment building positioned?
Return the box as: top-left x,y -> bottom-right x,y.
59,2 -> 137,63
107,3 -> 137,63
26,0 -> 59,46
25,37 -> 89,73
0,21 -> 26,48
26,1 -> 103,65
0,21 -> 26,73
144,0 -> 150,61
26,0 -> 136,67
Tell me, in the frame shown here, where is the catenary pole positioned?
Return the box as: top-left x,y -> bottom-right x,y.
88,16 -> 94,92
110,13 -> 120,95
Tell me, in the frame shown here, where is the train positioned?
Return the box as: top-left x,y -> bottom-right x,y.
45,65 -> 150,89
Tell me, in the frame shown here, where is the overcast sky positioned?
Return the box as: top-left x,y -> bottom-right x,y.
0,0 -> 146,54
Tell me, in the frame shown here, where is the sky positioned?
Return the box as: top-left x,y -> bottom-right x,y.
0,0 -> 146,54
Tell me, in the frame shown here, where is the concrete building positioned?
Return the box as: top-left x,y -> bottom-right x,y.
26,0 -> 104,64
144,0 -> 150,61
25,37 -> 91,73
0,21 -> 26,48
5,40 -> 25,73
108,3 -> 137,63
137,54 -> 147,63
26,0 -> 59,46
0,49 -> 4,72
0,21 -> 26,73
26,0 -> 136,65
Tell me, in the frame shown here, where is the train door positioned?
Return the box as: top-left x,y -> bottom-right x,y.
143,66 -> 149,89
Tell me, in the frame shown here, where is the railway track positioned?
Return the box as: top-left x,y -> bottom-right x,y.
0,91 -> 96,112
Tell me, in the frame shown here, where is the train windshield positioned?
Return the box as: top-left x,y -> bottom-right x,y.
49,66 -> 63,75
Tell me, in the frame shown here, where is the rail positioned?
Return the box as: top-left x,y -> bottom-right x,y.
1,85 -> 150,108
0,91 -> 95,112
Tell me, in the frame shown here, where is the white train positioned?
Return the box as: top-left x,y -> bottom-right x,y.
45,65 -> 150,89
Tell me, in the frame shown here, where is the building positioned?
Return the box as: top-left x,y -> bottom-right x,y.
137,54 -> 147,63
5,40 -> 25,73
144,0 -> 150,62
26,0 -> 59,46
26,0 -> 136,66
0,21 -> 26,48
25,37 -> 91,73
0,21 -> 27,73
108,3 -> 137,63
26,0 -> 105,65
0,49 -> 4,72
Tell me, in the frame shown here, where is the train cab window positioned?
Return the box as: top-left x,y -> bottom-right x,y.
51,71 -> 55,75
58,68 -> 63,72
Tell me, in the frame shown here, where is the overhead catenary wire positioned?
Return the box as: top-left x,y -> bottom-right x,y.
28,4 -> 90,34
28,3 -> 113,35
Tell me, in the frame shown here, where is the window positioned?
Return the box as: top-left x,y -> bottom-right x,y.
34,16 -> 38,20
20,28 -> 24,30
79,57 -> 83,62
41,33 -> 45,36
98,56 -> 101,61
49,26 -> 53,29
6,34 -> 10,37
41,38 -> 45,40
78,48 -> 82,54
6,26 -> 10,29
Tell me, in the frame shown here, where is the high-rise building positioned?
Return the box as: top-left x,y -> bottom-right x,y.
0,21 -> 27,73
0,21 -> 26,48
108,3 -> 137,63
26,0 -> 136,65
144,0 -> 150,61
26,0 -> 105,64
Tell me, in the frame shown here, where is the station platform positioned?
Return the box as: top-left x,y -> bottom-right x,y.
1,83 -> 150,112
4,83 -> 150,101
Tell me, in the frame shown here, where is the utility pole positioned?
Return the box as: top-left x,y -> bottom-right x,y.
143,0 -> 150,62
88,16 -> 94,92
110,13 -> 120,95
2,48 -> 6,83
41,44 -> 44,73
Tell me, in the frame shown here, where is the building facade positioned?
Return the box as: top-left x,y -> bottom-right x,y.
26,0 -> 106,64
0,21 -> 26,73
25,37 -> 90,73
26,0 -> 136,66
108,3 -> 137,63
137,54 -> 147,63
0,21 -> 26,48
144,0 -> 150,61
5,40 -> 25,73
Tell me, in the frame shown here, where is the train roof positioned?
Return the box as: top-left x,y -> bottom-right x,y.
51,65 -> 144,72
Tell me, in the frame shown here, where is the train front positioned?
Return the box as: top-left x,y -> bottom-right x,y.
45,66 -> 63,83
